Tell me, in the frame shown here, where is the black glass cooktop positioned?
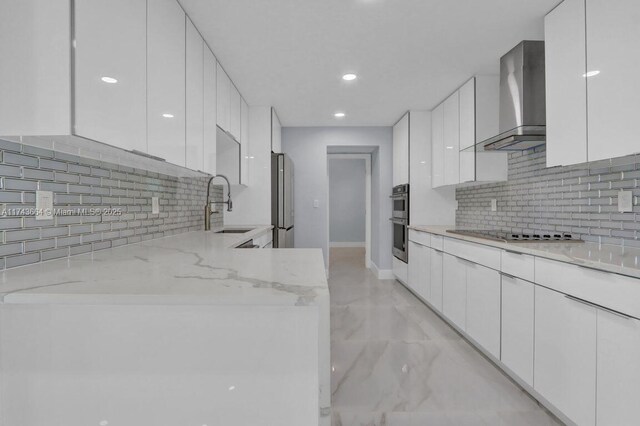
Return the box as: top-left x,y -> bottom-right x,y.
446,229 -> 583,243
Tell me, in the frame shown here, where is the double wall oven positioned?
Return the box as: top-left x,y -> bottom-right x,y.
390,184 -> 409,263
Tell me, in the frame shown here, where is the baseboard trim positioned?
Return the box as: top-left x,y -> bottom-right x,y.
329,242 -> 366,248
370,261 -> 394,280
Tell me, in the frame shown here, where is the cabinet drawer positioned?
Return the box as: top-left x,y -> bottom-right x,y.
444,237 -> 501,270
535,257 -> 640,319
408,229 -> 430,247
431,235 -> 444,251
501,250 -> 535,282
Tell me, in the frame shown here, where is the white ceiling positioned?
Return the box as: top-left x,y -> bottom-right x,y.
179,0 -> 559,127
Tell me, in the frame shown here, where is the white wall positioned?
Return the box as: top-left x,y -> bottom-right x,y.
282,127 -> 393,270
409,110 -> 457,225
329,159 -> 366,244
224,106 -> 272,225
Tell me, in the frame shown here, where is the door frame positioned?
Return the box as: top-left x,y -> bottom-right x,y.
326,153 -> 372,270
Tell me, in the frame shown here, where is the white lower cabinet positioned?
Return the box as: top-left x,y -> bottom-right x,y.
596,310 -> 640,425
443,254 -> 467,331
465,263 -> 500,358
429,249 -> 444,312
408,241 -> 430,300
500,275 -> 534,386
534,285 -> 597,426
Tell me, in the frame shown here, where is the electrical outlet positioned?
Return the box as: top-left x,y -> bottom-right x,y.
618,190 -> 633,213
35,191 -> 53,220
491,199 -> 497,212
152,197 -> 160,214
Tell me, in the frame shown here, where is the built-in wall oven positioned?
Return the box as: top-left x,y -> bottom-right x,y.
390,184 -> 409,263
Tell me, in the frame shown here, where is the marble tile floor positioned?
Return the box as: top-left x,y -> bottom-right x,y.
328,248 -> 563,426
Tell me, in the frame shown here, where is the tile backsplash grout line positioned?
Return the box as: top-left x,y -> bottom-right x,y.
0,138 -> 223,270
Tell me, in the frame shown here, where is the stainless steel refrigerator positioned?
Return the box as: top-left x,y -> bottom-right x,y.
271,153 -> 294,248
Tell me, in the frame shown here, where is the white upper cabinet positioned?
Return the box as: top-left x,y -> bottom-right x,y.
393,113 -> 410,186
147,0 -> 186,166
74,0 -> 147,152
271,108 -> 282,153
185,18 -> 204,171
545,0 -> 640,164
586,0 -> 640,162
431,103 -> 445,188
229,84 -> 241,141
0,0 -> 71,136
240,97 -> 249,185
545,0 -> 588,167
443,92 -> 460,186
458,76 -> 506,183
203,47 -> 217,175
216,63 -> 231,133
459,79 -> 476,183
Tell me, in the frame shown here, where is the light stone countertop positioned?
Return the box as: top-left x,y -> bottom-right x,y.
0,225 -> 329,306
410,225 -> 640,279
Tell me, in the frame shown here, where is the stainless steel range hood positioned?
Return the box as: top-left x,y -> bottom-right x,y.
481,41 -> 546,151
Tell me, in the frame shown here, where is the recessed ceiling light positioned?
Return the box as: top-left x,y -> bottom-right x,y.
334,112 -> 346,118
583,70 -> 600,78
446,146 -> 454,150
162,113 -> 174,118
342,73 -> 357,81
101,76 -> 118,84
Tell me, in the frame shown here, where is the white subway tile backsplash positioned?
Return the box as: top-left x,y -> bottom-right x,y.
0,138 -> 223,270
456,146 -> 640,246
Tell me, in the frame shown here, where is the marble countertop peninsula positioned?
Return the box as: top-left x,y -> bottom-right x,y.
0,225 -> 329,306
410,225 -> 640,279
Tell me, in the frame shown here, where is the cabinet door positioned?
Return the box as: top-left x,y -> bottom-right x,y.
443,254 -> 466,330
185,18 -> 204,171
501,275 -> 534,386
465,262 -> 500,358
431,103 -> 445,188
147,0 -> 186,166
240,98 -> 249,185
216,63 -> 231,132
229,84 -> 241,141
408,242 -> 430,300
545,0 -> 587,167
393,113 -> 409,186
586,0 -> 640,161
597,310 -> 640,425
429,249 -> 443,312
534,286 -> 597,426
203,49 -> 217,175
443,92 -> 460,186
74,0 -> 146,151
458,78 -> 475,183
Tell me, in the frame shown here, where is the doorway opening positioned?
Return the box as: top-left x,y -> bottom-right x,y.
327,153 -> 372,273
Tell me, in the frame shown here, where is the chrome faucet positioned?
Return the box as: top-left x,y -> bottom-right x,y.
204,174 -> 233,231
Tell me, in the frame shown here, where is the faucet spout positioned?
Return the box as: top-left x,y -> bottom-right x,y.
204,174 -> 233,231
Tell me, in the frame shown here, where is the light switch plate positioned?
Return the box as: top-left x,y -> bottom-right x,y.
491,199 -> 497,212
618,190 -> 633,213
313,200 -> 319,208
151,197 -> 160,214
35,191 -> 53,221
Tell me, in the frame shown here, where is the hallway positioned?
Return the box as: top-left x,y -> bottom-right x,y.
329,248 -> 562,426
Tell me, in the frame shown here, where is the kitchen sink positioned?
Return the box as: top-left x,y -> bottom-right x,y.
215,229 -> 253,234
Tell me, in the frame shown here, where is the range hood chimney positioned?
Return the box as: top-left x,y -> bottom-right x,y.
482,41 -> 546,151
